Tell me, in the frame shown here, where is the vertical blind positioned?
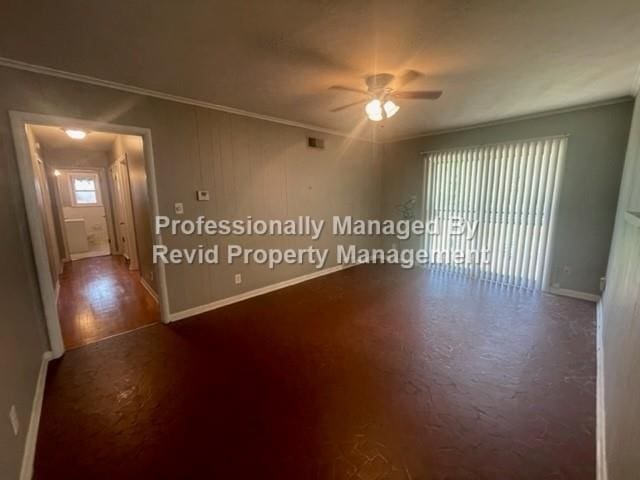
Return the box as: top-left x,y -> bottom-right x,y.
423,135 -> 567,290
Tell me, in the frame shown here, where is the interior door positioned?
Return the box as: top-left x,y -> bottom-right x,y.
110,162 -> 130,262
109,155 -> 139,270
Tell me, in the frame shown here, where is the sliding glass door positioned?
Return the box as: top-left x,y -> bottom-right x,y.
423,136 -> 567,290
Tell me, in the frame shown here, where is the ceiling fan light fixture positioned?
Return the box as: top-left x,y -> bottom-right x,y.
383,100 -> 400,118
365,99 -> 383,121
331,72 -> 441,119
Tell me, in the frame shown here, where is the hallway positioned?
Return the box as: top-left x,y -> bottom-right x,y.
57,256 -> 159,348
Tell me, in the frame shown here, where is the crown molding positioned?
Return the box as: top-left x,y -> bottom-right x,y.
1,56 -> 631,147
0,56 -> 379,143
382,96 -> 634,144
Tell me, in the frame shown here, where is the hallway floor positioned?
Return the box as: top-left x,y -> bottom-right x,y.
38,265 -> 595,479
57,256 -> 160,348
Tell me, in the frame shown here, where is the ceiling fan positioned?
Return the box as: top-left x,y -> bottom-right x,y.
329,70 -> 442,121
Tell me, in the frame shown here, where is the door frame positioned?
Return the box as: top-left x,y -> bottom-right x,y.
10,111 -> 171,358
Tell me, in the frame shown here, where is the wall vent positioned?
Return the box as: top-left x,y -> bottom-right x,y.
307,137 -> 325,149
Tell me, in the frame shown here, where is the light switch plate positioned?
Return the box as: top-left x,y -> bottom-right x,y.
196,190 -> 210,201
174,202 -> 184,215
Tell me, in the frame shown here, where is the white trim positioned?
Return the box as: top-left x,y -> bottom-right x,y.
140,277 -> 159,304
10,112 -> 172,363
66,322 -> 157,351
420,156 -> 430,251
548,286 -> 600,303
596,300 -> 608,480
69,249 -> 111,261
54,280 -> 60,304
624,211 -> 640,227
112,153 -> 140,272
0,56 -> 372,142
541,137 -> 568,292
11,114 -> 65,358
68,171 -> 102,207
389,97 -> 633,143
51,172 -> 71,261
19,351 -> 52,480
632,62 -> 640,97
0,57 -> 634,145
169,263 -> 356,322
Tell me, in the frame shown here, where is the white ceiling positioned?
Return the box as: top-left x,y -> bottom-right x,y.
2,1 -> 640,140
30,124 -> 117,152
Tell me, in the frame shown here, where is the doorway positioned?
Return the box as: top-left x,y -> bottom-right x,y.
11,112 -> 170,356
56,168 -> 114,260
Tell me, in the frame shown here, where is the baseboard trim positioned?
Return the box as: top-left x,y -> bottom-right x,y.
69,250 -> 110,261
19,351 -> 52,480
169,263 -> 356,322
140,277 -> 159,304
548,286 -> 600,303
596,300 -> 608,480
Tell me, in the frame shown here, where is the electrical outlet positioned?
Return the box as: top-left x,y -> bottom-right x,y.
563,265 -> 571,275
234,273 -> 242,285
600,276 -> 606,292
174,202 -> 184,215
9,405 -> 19,436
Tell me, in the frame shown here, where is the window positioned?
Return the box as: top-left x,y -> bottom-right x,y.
423,135 -> 567,290
70,173 -> 101,206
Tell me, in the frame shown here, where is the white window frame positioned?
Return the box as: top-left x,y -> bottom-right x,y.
69,171 -> 102,207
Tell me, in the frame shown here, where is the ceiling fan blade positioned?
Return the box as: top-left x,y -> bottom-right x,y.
394,69 -> 422,89
330,99 -> 368,112
329,85 -> 369,95
391,90 -> 443,99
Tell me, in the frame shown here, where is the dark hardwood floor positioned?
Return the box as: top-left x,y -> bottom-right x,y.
57,255 -> 159,348
37,265 -> 595,479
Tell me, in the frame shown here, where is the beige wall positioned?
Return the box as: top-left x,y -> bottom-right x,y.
0,115 -> 49,479
602,97 -> 640,479
0,65 -> 381,478
381,100 -> 633,295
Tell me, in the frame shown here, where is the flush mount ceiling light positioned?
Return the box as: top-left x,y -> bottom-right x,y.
329,70 -> 443,121
53,169 -> 62,176
64,128 -> 87,140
